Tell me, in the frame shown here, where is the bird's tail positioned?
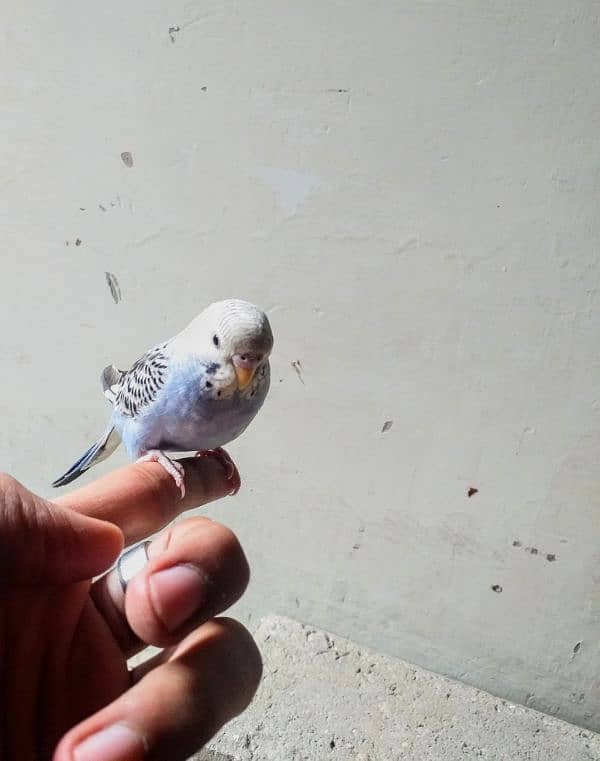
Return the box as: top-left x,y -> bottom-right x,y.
52,426 -> 121,488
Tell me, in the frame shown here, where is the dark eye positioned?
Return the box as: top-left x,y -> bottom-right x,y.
212,334 -> 219,347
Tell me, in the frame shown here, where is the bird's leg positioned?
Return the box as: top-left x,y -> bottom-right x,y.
195,447 -> 241,495
137,450 -> 186,498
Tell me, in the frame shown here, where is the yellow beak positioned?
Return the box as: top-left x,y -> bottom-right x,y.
235,365 -> 256,390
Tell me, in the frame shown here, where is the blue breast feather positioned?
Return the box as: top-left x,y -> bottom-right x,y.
114,356 -> 270,458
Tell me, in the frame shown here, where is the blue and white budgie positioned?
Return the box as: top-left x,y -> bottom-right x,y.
52,299 -> 273,497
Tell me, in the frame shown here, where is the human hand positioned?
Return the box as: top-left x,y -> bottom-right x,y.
0,457 -> 261,760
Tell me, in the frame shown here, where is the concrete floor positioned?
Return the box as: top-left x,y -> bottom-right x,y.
194,616 -> 600,761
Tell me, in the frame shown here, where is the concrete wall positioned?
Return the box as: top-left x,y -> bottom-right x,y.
2,0 -> 599,731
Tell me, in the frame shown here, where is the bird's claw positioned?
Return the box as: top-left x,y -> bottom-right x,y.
195,447 -> 241,495
137,450 -> 186,498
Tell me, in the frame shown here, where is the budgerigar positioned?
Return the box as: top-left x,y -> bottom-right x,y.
52,299 -> 273,496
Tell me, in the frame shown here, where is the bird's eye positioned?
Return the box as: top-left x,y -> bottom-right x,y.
212,334 -> 219,347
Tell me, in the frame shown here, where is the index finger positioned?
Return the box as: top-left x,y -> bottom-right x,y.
53,457 -> 234,545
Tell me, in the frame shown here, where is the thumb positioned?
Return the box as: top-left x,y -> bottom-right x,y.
0,473 -> 123,586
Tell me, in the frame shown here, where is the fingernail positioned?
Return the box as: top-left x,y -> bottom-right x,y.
149,564 -> 207,632
74,724 -> 144,761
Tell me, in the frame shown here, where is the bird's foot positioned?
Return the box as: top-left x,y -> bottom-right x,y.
195,447 -> 241,495
137,450 -> 186,498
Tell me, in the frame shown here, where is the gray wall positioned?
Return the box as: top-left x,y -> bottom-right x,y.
2,0 -> 600,731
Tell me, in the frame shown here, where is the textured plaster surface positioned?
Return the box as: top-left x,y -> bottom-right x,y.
193,617 -> 600,760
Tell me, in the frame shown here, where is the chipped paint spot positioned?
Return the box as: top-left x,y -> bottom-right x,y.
121,151 -> 134,168
381,420 -> 393,433
291,360 -> 305,384
467,487 -> 478,497
395,236 -> 420,255
513,542 -> 557,562
105,272 -> 122,304
491,584 -> 503,593
168,25 -> 180,42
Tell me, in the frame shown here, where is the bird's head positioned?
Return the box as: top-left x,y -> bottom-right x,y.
193,299 -> 273,391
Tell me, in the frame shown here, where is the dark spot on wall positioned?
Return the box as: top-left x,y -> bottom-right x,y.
105,272 -> 122,304
79,207 -> 86,211
467,487 -> 478,497
121,151 -> 134,168
381,420 -> 393,433
99,203 -> 107,212
291,360 -> 305,384
573,641 -> 582,655
168,25 -> 180,42
201,85 -> 208,92
491,584 -> 503,593
75,238 -> 82,246
514,541 -> 557,562
329,739 -> 335,749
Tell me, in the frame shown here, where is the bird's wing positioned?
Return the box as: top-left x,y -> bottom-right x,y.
101,364 -> 127,403
109,342 -> 170,418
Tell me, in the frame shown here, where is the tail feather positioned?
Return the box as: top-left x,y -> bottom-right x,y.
52,426 -> 121,488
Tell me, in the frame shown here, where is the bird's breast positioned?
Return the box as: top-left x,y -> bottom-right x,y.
121,357 -> 269,455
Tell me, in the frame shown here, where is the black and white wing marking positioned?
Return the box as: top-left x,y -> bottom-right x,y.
107,343 -> 170,418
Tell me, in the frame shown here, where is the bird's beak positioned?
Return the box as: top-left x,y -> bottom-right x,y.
234,365 -> 256,390
233,354 -> 261,390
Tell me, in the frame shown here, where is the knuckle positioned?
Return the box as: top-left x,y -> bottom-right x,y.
180,517 -> 243,557
202,522 -> 250,588
212,522 -> 243,554
0,472 -> 21,495
171,518 -> 250,600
